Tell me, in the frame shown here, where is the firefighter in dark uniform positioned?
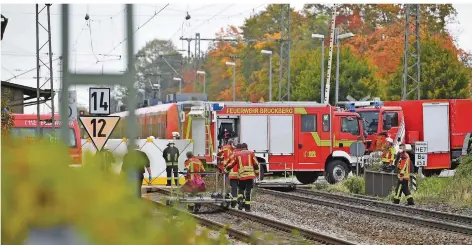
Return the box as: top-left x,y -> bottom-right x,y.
121,144 -> 152,197
162,140 -> 180,186
393,144 -> 415,205
225,143 -> 259,212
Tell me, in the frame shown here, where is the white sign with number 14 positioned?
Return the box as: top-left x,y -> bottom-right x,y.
89,87 -> 110,115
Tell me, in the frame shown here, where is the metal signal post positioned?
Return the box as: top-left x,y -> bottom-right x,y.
36,4 -> 55,133
402,4 -> 421,100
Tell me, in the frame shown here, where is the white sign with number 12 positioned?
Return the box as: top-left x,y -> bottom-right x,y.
89,88 -> 110,115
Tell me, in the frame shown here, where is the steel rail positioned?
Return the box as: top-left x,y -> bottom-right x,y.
146,199 -> 253,243
294,188 -> 472,226
258,188 -> 472,236
152,188 -> 355,245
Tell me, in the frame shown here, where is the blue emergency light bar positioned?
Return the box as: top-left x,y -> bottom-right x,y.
212,103 -> 224,112
345,100 -> 384,111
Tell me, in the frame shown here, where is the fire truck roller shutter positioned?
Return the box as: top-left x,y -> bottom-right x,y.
269,115 -> 294,154
422,103 -> 451,174
191,118 -> 206,157
240,115 -> 268,152
325,151 -> 352,184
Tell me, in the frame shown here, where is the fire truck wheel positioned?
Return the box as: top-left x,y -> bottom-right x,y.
326,160 -> 348,184
259,164 -> 266,181
295,172 -> 319,185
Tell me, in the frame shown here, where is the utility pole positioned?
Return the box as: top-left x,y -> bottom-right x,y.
280,4 -> 291,101
402,4 -> 421,100
36,4 -> 54,132
194,33 -> 200,93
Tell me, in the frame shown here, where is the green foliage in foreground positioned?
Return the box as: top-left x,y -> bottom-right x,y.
1,138 -> 233,245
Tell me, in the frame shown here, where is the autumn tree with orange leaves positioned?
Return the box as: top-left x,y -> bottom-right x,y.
194,4 -> 470,102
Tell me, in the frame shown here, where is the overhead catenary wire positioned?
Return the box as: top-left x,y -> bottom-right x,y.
103,4 -> 169,56
186,4 -> 235,34
4,56 -> 61,82
74,4 -> 170,73
87,19 -> 100,63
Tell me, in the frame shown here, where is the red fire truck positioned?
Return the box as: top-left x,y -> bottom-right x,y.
345,99 -> 472,176
184,101 -> 367,184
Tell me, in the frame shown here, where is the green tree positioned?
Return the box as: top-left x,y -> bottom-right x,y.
119,39 -> 182,106
387,35 -> 471,100
291,46 -> 380,103
1,88 -> 15,136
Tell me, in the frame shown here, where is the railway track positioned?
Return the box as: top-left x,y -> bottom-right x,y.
147,197 -> 253,243
258,188 -> 472,236
294,188 -> 472,226
149,188 -> 355,245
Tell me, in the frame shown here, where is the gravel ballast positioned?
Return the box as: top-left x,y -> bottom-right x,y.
251,191 -> 472,245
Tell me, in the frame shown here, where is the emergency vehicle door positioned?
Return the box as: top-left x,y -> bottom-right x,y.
298,114 -> 323,165
336,116 -> 361,153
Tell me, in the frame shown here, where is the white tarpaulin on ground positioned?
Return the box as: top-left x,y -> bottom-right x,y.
81,138 -> 193,180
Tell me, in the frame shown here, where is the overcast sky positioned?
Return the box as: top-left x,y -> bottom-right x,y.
1,3 -> 471,114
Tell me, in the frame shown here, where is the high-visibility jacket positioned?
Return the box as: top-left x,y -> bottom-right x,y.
184,157 -> 205,180
163,146 -> 179,166
381,146 -> 396,164
397,153 -> 411,181
226,150 -> 259,180
217,144 -> 233,165
226,149 -> 241,180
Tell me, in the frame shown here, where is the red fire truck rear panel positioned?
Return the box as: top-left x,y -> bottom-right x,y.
384,99 -> 472,170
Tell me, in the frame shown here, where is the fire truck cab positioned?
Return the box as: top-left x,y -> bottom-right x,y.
185,101 -> 368,184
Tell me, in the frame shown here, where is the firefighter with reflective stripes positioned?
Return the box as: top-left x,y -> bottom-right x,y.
184,151 -> 206,212
227,143 -> 242,208
381,137 -> 396,172
162,140 -> 180,186
393,144 -> 415,205
225,143 -> 259,212
217,139 -> 234,175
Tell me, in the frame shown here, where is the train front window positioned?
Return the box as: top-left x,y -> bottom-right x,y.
11,127 -> 77,147
358,111 -> 379,135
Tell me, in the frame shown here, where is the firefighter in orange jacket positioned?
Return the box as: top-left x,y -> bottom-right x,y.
183,151 -> 206,211
217,139 -> 234,173
227,143 -> 242,208
225,143 -> 259,212
184,151 -> 206,181
381,137 -> 396,172
393,144 -> 415,205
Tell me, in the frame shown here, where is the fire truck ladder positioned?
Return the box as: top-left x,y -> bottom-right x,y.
204,104 -> 214,160
323,4 -> 337,104
394,117 -> 406,148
